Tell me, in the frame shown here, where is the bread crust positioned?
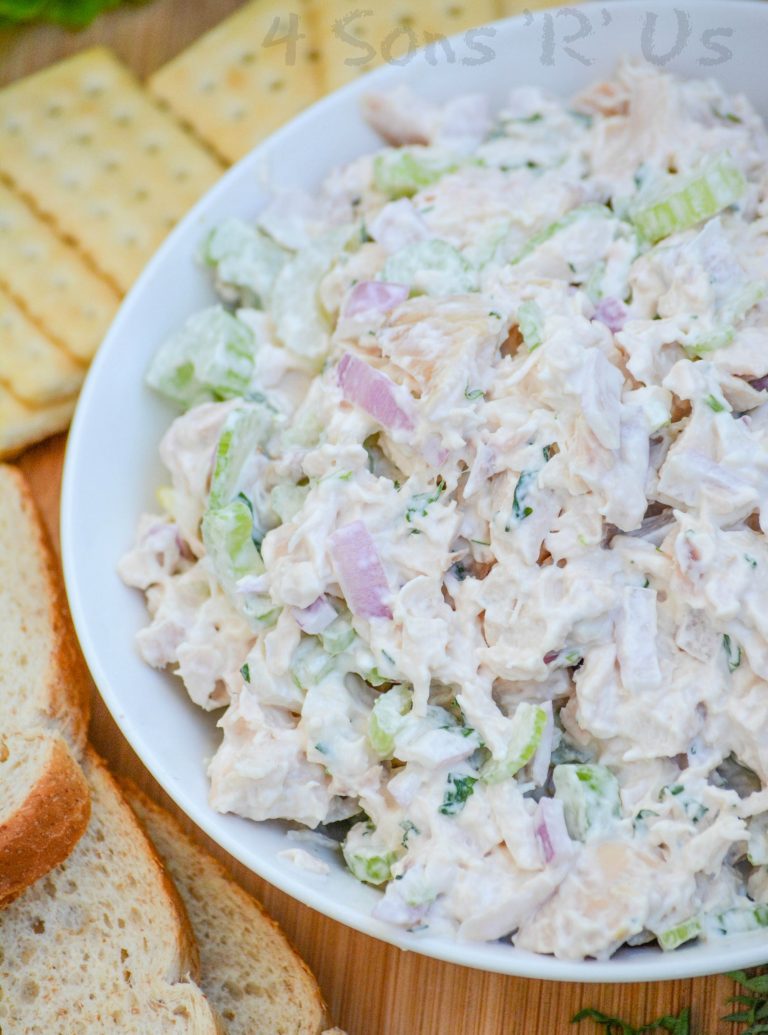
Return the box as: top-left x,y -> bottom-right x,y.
0,734 -> 90,907
123,780 -> 329,1034
0,464 -> 91,747
0,465 -> 92,906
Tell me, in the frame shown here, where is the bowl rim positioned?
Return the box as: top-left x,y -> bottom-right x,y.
62,0 -> 768,982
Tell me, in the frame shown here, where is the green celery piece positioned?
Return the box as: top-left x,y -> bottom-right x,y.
631,154 -> 746,244
518,300 -> 544,351
368,684 -> 412,757
511,204 -> 614,265
658,917 -> 703,951
202,499 -> 264,593
342,837 -> 398,885
321,615 -> 356,655
290,640 -> 336,690
271,227 -> 353,366
373,148 -> 456,199
203,217 -> 288,306
382,239 -> 475,297
270,483 -> 310,524
208,404 -> 273,510
146,306 -> 255,410
481,702 -> 547,784
553,763 -> 620,841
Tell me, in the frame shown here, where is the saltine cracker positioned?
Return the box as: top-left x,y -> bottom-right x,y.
0,183 -> 120,363
0,289 -> 84,407
149,0 -> 321,164
0,48 -> 223,294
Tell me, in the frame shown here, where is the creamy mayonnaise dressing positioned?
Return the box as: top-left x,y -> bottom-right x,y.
120,61 -> 768,960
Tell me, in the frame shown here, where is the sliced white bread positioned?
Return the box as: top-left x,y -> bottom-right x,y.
0,464 -> 91,905
0,747 -> 223,1034
124,783 -> 328,1035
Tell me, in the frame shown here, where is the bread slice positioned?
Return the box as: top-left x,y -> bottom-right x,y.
124,783 -> 328,1035
0,748 -> 223,1034
0,464 -> 92,905
0,464 -> 90,747
0,732 -> 89,905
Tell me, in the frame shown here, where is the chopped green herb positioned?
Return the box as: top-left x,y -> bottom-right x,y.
439,773 -> 478,816
240,662 -> 251,683
400,819 -> 420,847
488,310 -> 502,319
507,470 -> 536,528
464,386 -> 485,400
745,554 -> 758,569
704,394 -> 727,413
723,633 -> 742,671
405,479 -> 446,523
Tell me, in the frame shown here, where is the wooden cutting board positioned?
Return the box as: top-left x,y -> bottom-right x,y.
4,3 -> 751,1031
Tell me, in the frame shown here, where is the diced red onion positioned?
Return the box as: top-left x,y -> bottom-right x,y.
529,701 -> 553,786
291,595 -> 338,634
594,297 -> 628,333
344,280 -> 410,319
749,374 -> 768,392
534,797 -> 573,865
543,650 -> 560,665
329,520 -> 392,620
337,352 -> 415,432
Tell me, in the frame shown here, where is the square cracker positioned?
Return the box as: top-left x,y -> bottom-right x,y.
0,183 -> 120,363
314,0 -> 499,92
149,0 -> 321,165
0,385 -> 76,462
0,48 -> 223,294
0,289 -> 85,406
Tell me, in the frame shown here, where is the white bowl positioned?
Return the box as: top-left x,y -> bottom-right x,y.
62,0 -> 768,981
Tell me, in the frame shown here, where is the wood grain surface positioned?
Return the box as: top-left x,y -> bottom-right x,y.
2,3 -> 753,1032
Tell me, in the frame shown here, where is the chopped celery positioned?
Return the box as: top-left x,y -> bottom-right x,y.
631,154 -> 746,244
553,763 -> 620,841
321,615 -> 356,655
271,227 -> 353,366
202,499 -> 264,596
517,300 -> 544,351
209,404 -> 273,510
203,217 -> 288,307
373,148 -> 456,199
658,916 -> 702,951
290,640 -> 336,690
511,204 -> 614,265
382,240 -> 475,297
146,306 -> 255,410
707,904 -> 768,937
343,845 -> 398,885
480,702 -> 547,784
439,773 -> 478,816
368,684 -> 412,757
270,483 -> 310,524
342,822 -> 399,885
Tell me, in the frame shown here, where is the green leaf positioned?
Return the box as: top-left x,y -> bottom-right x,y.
572,1006 -> 692,1035
0,0 -> 150,28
